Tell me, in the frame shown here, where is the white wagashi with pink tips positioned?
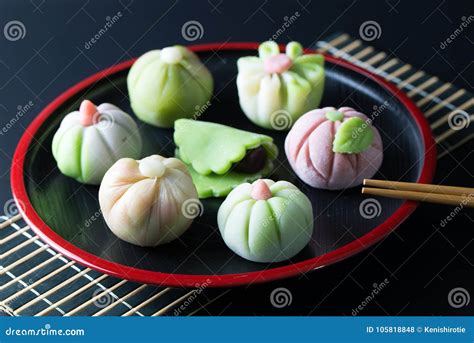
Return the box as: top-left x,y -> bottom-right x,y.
52,100 -> 142,185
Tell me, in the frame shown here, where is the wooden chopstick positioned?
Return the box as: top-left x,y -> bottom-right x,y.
362,179 -> 474,208
363,179 -> 474,196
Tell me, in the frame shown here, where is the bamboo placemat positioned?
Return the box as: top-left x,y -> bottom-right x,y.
1,33 -> 472,316
1,214 -> 227,316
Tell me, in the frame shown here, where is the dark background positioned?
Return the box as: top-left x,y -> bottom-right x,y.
0,0 -> 472,315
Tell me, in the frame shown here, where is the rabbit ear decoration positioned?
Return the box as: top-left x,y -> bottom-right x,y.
258,41 -> 304,60
285,41 -> 303,59
174,119 -> 278,198
258,41 -> 280,59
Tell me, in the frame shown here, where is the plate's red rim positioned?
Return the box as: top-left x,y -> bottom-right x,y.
11,42 -> 436,288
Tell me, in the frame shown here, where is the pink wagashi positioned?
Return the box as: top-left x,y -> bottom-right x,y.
285,106 -> 383,190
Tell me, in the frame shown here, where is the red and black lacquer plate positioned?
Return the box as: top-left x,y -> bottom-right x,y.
11,43 -> 436,287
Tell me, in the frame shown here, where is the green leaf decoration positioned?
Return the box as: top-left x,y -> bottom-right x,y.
332,117 -> 374,154
258,41 -> 280,59
325,110 -> 344,122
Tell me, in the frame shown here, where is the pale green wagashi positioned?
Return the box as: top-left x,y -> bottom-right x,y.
52,100 -> 142,185
128,46 -> 213,128
173,119 -> 278,198
237,41 -> 325,130
217,179 -> 314,263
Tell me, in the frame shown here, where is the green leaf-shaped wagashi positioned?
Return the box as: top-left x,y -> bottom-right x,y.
174,119 -> 278,198
332,117 -> 374,154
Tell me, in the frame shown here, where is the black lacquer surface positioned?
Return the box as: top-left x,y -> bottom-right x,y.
24,49 -> 424,276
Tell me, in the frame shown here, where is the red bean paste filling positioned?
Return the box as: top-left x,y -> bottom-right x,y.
233,146 -> 267,173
